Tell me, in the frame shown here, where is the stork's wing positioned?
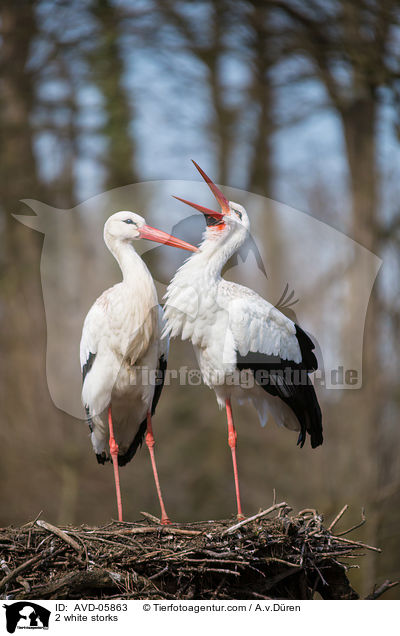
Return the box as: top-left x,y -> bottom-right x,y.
157,304 -> 170,362
226,288 -> 304,364
79,301 -> 108,437
152,305 -> 169,415
80,295 -> 119,423
224,287 -> 322,448
80,301 -> 106,380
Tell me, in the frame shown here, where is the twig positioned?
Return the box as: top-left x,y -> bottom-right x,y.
264,557 -> 301,568
182,558 -> 249,566
21,511 -> 43,528
365,579 -> 399,600
335,509 -> 366,537
327,505 -> 349,532
314,564 -> 328,586
36,520 -> 82,554
73,536 -> 139,551
148,566 -> 169,581
317,551 -> 365,558
67,532 -> 89,564
332,535 -> 381,553
298,508 -> 318,517
35,535 -> 52,552
203,550 -> 236,558
278,505 -> 292,518
221,503 -> 288,536
73,527 -> 202,537
140,512 -> 161,525
180,567 -> 241,577
135,549 -> 167,562
164,548 -> 199,561
129,527 -> 202,537
246,591 -> 272,599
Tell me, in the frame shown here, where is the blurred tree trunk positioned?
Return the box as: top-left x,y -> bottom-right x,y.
342,99 -> 377,250
0,3 -> 39,207
0,1 -> 55,517
246,3 -> 274,197
0,2 -> 86,527
207,0 -> 233,185
246,2 -> 282,303
90,0 -> 138,187
0,1 -> 44,415
342,97 -> 381,594
271,0 -> 398,593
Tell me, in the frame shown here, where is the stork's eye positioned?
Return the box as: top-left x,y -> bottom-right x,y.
235,210 -> 242,220
123,219 -> 134,224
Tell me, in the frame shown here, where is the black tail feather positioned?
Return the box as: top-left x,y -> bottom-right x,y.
96,452 -> 108,465
295,382 -> 323,449
117,418 -> 148,467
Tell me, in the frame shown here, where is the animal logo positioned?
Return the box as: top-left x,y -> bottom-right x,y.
3,602 -> 50,633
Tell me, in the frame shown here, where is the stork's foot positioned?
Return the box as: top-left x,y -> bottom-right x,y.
236,513 -> 245,521
161,516 -> 172,525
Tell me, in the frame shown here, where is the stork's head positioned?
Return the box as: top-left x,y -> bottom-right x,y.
173,161 -> 250,244
104,210 -> 197,252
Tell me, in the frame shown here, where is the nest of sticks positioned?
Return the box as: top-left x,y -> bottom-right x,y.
1,502 -> 397,600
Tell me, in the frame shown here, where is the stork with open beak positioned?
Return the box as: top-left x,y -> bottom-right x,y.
163,163 -> 323,519
80,211 -> 197,523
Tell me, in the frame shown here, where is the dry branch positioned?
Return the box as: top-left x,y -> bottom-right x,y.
221,503 -> 288,536
365,579 -> 399,600
36,520 -> 82,553
327,505 -> 349,531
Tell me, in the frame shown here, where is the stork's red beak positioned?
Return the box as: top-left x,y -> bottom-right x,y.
173,160 -> 229,225
138,225 -> 198,252
172,196 -> 225,221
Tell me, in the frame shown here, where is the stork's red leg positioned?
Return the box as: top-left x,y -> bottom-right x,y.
145,412 -> 171,525
108,406 -> 123,522
226,399 -> 244,520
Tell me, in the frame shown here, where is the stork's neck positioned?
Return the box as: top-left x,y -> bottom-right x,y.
106,237 -> 155,292
186,225 -> 246,282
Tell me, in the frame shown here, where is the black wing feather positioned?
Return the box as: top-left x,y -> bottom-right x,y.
236,324 -> 323,449
82,351 -> 96,383
82,352 -> 97,441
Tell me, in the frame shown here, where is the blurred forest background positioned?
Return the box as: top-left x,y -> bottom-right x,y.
1,0 -> 400,597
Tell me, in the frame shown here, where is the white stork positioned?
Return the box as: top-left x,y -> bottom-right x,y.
163,162 -> 323,519
80,211 -> 197,523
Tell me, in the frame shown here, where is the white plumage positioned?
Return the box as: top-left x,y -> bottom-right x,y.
81,212 -> 163,459
164,162 -> 322,518
164,220 -> 304,432
80,210 -> 196,522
